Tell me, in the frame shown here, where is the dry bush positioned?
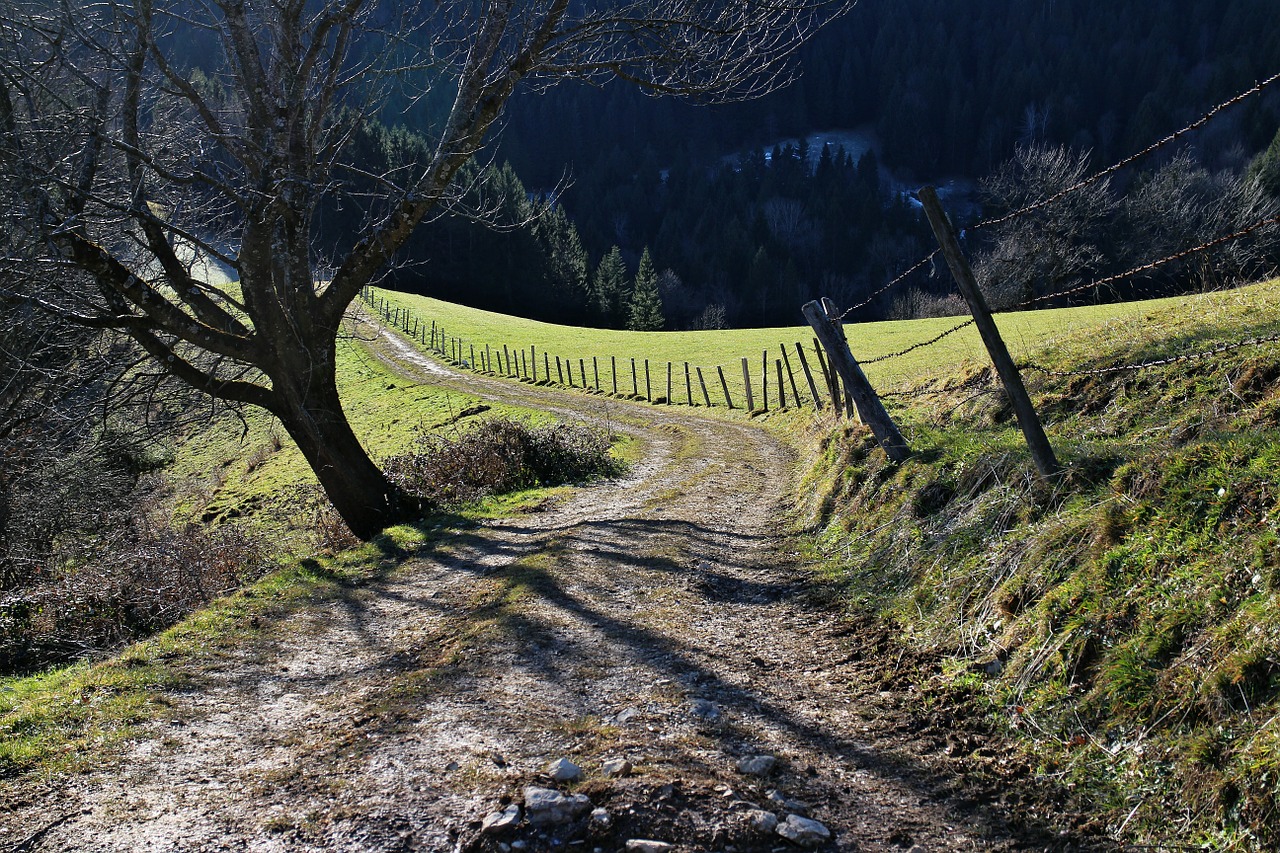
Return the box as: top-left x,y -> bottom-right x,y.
384,417 -> 621,506
0,521 -> 269,675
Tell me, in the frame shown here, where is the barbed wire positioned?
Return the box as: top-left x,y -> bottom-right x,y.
881,370 -> 998,399
837,250 -> 939,321
969,70 -> 1280,234
1019,330 -> 1280,377
1015,211 -> 1280,309
860,317 -> 975,364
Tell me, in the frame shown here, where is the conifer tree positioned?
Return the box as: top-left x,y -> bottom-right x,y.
627,249 -> 665,331
592,246 -> 629,327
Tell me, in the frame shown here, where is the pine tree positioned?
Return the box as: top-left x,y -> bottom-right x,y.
592,246 -> 629,327
627,248 -> 665,331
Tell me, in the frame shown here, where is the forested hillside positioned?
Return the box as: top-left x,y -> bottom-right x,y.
363,0 -> 1280,329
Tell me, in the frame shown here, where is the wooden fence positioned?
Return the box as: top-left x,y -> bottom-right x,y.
359,288 -> 856,416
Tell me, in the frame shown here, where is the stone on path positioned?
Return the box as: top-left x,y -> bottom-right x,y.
601,758 -> 632,778
480,804 -> 521,834
745,809 -> 779,833
736,754 -> 777,776
546,757 -> 583,782
523,786 -> 592,826
690,699 -> 721,721
625,842 -> 673,853
776,813 -> 831,846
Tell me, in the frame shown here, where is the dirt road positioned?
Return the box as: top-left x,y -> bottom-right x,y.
4,328 -> 1088,852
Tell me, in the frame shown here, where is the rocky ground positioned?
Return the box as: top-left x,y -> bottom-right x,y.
1,321 -> 1101,852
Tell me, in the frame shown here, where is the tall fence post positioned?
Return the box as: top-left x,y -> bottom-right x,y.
821,298 -> 858,421
666,361 -> 673,405
802,300 -> 911,462
611,356 -> 618,395
742,357 -> 755,411
776,360 -> 786,408
684,362 -> 693,406
918,186 -> 1061,478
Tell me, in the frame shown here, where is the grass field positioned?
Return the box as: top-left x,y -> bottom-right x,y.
367,286 -> 1260,406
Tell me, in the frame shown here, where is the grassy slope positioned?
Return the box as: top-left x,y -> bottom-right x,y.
795,280 -> 1280,849
370,288 -> 1196,402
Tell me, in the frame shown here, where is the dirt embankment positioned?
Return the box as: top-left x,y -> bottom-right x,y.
2,329 -> 1096,852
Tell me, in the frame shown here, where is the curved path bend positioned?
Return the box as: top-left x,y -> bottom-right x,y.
4,321 -> 1085,852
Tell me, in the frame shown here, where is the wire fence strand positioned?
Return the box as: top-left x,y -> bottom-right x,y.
1015,212 -> 1280,309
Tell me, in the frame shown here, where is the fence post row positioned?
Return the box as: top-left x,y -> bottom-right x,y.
370,290 -> 843,415
802,299 -> 911,463
917,186 -> 1061,478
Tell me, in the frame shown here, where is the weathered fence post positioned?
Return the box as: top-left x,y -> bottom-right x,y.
821,298 -> 858,421
776,360 -> 786,408
742,358 -> 755,411
579,359 -> 586,388
685,362 -> 693,405
918,186 -> 1061,478
666,361 -> 673,405
531,346 -> 537,382
556,356 -> 565,385
611,356 -> 618,395
795,343 -> 823,410
718,366 -> 734,409
697,367 -> 712,407
593,357 -> 600,390
780,345 -> 802,405
631,358 -> 638,396
645,359 -> 652,401
544,352 -> 551,383
802,300 -> 911,462
761,349 -> 769,411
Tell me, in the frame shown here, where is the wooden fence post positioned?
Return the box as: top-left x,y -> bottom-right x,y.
776,360 -> 786,408
795,343 -> 823,410
697,367 -> 712,407
645,359 -> 652,401
531,346 -> 537,382
556,356 -> 565,385
611,356 -> 618,395
780,344 -> 802,405
666,361 -> 673,405
761,350 -> 769,411
579,358 -> 586,388
821,298 -> 859,421
918,186 -> 1061,478
742,358 -> 755,411
544,352 -> 551,383
684,362 -> 693,405
718,366 -> 734,409
593,357 -> 599,390
803,300 -> 911,462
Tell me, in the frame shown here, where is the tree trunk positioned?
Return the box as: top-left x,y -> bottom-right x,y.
266,338 -> 421,540
274,385 -> 421,540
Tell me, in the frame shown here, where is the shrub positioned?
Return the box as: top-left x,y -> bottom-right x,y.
384,417 -> 622,506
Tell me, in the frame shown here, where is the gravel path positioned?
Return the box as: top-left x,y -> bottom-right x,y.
3,321 -> 1087,852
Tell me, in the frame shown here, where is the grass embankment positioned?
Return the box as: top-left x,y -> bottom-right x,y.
796,281 -> 1280,849
370,288 -> 1195,405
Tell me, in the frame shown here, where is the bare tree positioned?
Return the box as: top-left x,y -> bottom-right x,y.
973,143 -> 1116,309
0,0 -> 842,538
